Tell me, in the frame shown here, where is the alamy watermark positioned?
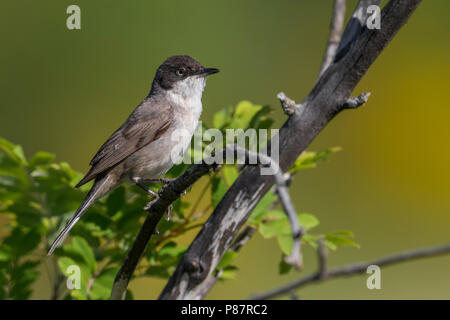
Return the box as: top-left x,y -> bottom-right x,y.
366,264 -> 381,290
169,122 -> 280,176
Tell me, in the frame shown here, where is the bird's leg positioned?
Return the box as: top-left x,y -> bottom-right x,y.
136,182 -> 158,198
139,178 -> 175,187
135,178 -> 182,220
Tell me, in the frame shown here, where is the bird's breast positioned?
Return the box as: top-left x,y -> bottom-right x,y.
126,102 -> 202,181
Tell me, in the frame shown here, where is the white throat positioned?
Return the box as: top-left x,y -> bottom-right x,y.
166,76 -> 206,121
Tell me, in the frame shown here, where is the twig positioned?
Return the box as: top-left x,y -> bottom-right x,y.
343,92 -> 371,109
251,242 -> 450,299
318,0 -> 347,77
160,0 -> 423,300
317,238 -> 328,279
277,92 -> 298,116
334,0 -> 382,62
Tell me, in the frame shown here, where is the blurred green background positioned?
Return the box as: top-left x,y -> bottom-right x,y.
1,0 -> 449,299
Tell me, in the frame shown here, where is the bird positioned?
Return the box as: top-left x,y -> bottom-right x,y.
48,55 -> 219,255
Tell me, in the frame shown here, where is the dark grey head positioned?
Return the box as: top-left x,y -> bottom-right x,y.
151,55 -> 219,92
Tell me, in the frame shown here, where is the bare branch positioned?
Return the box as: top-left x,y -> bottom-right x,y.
159,145 -> 304,299
160,0 -> 423,300
251,243 -> 450,300
343,92 -> 371,109
335,0 -> 382,62
318,0 -> 347,77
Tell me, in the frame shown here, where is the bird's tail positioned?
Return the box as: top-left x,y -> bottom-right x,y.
47,176 -> 109,255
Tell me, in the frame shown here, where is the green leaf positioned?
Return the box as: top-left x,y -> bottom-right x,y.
71,236 -> 97,273
211,176 -> 227,208
216,250 -> 237,270
258,216 -> 290,239
248,190 -> 278,223
213,105 -> 233,129
325,232 -> 360,249
223,166 -> 239,186
288,147 -> 341,173
29,151 -> 55,168
302,234 -> 318,249
106,186 -> 126,215
277,234 -> 293,255
57,256 -> 77,277
89,268 -> 118,300
219,265 -> 238,280
0,138 -> 27,165
279,257 -> 293,275
229,101 -> 263,130
298,213 -> 319,231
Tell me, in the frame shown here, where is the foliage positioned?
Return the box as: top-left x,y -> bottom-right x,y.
0,100 -> 356,299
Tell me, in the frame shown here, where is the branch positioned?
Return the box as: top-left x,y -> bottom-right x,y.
318,0 -> 347,77
160,0 -> 422,300
110,161 -> 221,299
343,92 -> 371,109
251,243 -> 450,299
158,145 -> 304,299
193,225 -> 257,299
334,0 -> 382,62
111,145 -> 301,299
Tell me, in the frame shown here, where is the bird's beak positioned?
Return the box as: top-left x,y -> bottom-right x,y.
199,68 -> 220,76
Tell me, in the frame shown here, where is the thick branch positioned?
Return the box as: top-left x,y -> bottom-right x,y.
159,145 -> 304,299
160,0 -> 422,300
251,243 -> 450,299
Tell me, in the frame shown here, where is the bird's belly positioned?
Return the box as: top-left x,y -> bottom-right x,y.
125,122 -> 196,181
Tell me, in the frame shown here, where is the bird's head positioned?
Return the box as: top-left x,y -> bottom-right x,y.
151,55 -> 219,99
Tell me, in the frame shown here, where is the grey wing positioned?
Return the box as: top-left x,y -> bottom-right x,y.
75,101 -> 173,188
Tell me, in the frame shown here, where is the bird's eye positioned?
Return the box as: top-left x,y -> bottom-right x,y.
176,69 -> 184,76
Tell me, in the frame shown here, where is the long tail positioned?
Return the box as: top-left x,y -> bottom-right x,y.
47,176 -> 110,255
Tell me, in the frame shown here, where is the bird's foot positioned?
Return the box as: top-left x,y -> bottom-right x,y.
144,194 -> 159,210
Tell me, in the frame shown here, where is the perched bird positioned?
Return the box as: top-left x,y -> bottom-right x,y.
48,55 -> 219,255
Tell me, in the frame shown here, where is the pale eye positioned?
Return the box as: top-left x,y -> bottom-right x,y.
176,69 -> 184,76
